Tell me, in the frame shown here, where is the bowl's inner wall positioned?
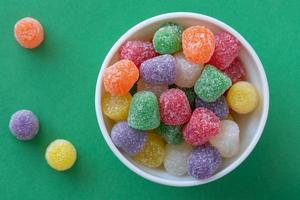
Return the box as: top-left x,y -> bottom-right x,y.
99,16 -> 265,181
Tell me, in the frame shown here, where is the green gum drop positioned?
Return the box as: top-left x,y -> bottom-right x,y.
194,65 -> 232,102
128,91 -> 160,130
155,122 -> 183,144
153,23 -> 183,54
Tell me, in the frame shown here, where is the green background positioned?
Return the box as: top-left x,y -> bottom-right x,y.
0,0 -> 299,199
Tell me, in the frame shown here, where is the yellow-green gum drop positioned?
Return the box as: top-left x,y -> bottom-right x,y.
227,81 -> 259,114
101,92 -> 131,121
133,133 -> 165,168
45,139 -> 77,171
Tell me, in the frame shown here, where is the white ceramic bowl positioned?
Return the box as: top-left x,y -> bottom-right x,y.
95,12 -> 269,187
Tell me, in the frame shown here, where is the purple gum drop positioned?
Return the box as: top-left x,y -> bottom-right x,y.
111,121 -> 147,155
187,144 -> 222,179
140,54 -> 176,85
9,110 -> 39,140
195,95 -> 229,119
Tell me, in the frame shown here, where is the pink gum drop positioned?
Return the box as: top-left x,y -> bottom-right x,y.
208,32 -> 241,70
183,108 -> 221,146
159,89 -> 192,125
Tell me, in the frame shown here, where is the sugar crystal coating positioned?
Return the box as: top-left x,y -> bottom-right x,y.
195,95 -> 229,119
209,32 -> 241,70
222,58 -> 246,83
183,108 -> 220,146
187,144 -> 221,179
14,17 -> 44,49
174,53 -> 203,88
137,79 -> 168,98
155,122 -> 183,144
103,59 -> 139,96
128,91 -> 160,130
120,40 -> 157,68
194,65 -> 232,102
227,81 -> 259,114
111,121 -> 147,155
164,143 -> 192,176
159,89 -> 192,125
133,132 -> 165,168
153,23 -> 183,54
9,110 -> 39,140
140,54 -> 176,85
45,139 -> 77,171
101,92 -> 131,121
182,26 -> 215,64
209,120 -> 239,158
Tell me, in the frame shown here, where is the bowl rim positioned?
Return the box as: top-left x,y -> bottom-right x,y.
95,12 -> 269,187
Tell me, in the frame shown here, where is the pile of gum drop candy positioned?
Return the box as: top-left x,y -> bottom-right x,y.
102,22 -> 260,180
8,17 -> 77,172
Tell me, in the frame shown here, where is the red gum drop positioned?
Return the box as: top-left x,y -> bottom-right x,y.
120,41 -> 158,68
159,89 -> 192,125
222,58 -> 246,83
209,32 -> 241,70
183,108 -> 220,146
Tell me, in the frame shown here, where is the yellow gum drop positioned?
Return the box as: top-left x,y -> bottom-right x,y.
45,139 -> 77,171
101,92 -> 131,121
227,81 -> 259,114
133,132 -> 165,168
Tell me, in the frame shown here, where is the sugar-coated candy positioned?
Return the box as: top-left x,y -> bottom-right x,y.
182,26 -> 215,64
153,23 -> 182,54
183,108 -> 220,146
103,59 -> 139,96
133,133 -> 165,168
209,120 -> 239,158
168,86 -> 197,109
45,139 -> 77,171
222,58 -> 246,83
120,40 -> 157,68
227,81 -> 259,114
140,54 -> 176,85
155,122 -> 183,144
128,91 -> 160,130
159,89 -> 191,125
194,65 -> 232,102
174,53 -> 203,88
101,92 -> 131,121
14,17 -> 44,49
111,121 -> 147,155
187,144 -> 221,179
164,143 -> 192,176
9,110 -> 39,140
209,32 -> 241,70
137,79 -> 168,98
195,95 -> 229,119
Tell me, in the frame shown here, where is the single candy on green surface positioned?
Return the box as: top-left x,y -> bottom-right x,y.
128,91 -> 160,130
153,23 -> 183,54
155,122 -> 183,144
194,65 -> 232,102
